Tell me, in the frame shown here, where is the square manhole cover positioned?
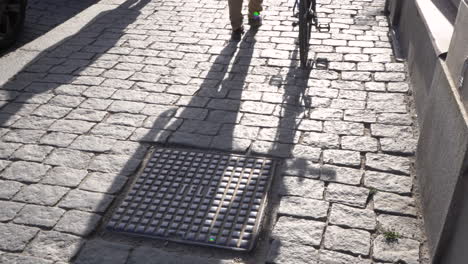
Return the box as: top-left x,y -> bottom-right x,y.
107,147 -> 276,251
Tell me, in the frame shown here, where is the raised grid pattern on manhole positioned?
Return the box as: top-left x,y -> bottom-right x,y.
107,147 -> 275,251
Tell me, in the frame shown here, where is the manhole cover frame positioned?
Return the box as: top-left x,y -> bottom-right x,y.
106,147 -> 277,252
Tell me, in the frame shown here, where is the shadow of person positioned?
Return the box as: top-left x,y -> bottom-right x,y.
0,0 -> 153,129
73,29 -> 267,263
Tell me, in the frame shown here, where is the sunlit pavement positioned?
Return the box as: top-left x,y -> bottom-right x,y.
0,0 -> 429,263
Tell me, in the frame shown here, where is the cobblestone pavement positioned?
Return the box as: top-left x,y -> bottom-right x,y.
0,0 -> 430,263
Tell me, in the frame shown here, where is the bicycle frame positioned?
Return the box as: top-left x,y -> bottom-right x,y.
292,0 -> 317,25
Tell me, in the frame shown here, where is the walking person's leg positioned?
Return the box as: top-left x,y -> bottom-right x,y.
248,0 -> 263,26
228,0 -> 245,40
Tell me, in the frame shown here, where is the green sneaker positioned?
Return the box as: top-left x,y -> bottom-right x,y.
248,13 -> 262,27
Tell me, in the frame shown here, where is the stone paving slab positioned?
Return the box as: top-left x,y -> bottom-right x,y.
0,0 -> 429,263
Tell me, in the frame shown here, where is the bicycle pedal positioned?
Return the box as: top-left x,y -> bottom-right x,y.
317,23 -> 330,32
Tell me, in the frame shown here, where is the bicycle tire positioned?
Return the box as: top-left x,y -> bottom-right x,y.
298,0 -> 312,68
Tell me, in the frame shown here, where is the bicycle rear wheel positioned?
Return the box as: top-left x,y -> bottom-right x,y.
298,0 -> 312,68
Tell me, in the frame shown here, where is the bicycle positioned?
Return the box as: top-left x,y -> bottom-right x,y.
292,0 -> 330,68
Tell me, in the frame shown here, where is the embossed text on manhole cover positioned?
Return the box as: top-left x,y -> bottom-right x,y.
107,147 -> 276,251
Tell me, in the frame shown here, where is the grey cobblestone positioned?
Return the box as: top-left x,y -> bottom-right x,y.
25,231 -> 83,262
3,129 -> 46,144
48,120 -> 95,134
323,149 -> 361,167
272,216 -> 325,246
0,180 -> 23,200
267,240 -> 318,264
74,240 -> 131,264
45,149 -> 93,170
79,172 -> 128,194
324,225 -> 371,256
282,159 -> 321,178
0,142 -> 22,158
373,235 -> 420,264
344,109 -> 376,123
13,205 -> 65,228
90,124 -> 136,140
341,136 -> 378,152
380,137 -> 417,154
0,253 -> 53,264
326,183 -> 369,208
59,189 -> 113,213
0,223 -> 39,251
377,214 -> 423,240
279,176 -> 325,199
302,132 -> 340,148
42,167 -> 88,187
66,109 -> 107,122
374,191 -> 417,216
366,153 -> 411,175
278,196 -> 329,220
105,113 -> 147,127
40,132 -> 78,147
371,124 -> 413,138
54,210 -> 101,237
69,135 -> 116,153
13,184 -> 69,206
329,204 -> 376,231
320,165 -> 363,185
11,145 -> 54,162
319,250 -> 371,264
364,171 -> 412,194
0,201 -> 24,222
1,161 -> 50,183
291,144 -> 322,161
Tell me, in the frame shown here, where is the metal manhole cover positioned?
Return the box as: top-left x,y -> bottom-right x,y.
107,147 -> 276,251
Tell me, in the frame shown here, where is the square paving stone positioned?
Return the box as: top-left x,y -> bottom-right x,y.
373,235 -> 420,264
271,216 -> 325,246
0,253 -> 54,264
319,250 -> 372,264
324,225 -> 371,256
1,161 -> 51,183
0,180 -> 23,199
14,205 -> 65,228
11,145 -> 54,162
107,147 -> 276,251
279,176 -> 324,199
278,196 -> 329,220
13,184 -> 69,206
25,231 -> 83,262
59,189 -> 114,213
373,191 -> 417,216
42,167 -> 88,187
0,201 -> 24,222
54,210 -> 102,236
74,239 -> 131,264
377,214 -> 423,240
0,223 -> 39,251
267,239 -> 319,264
79,172 -> 128,194
329,204 -> 376,231
325,183 -> 369,208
